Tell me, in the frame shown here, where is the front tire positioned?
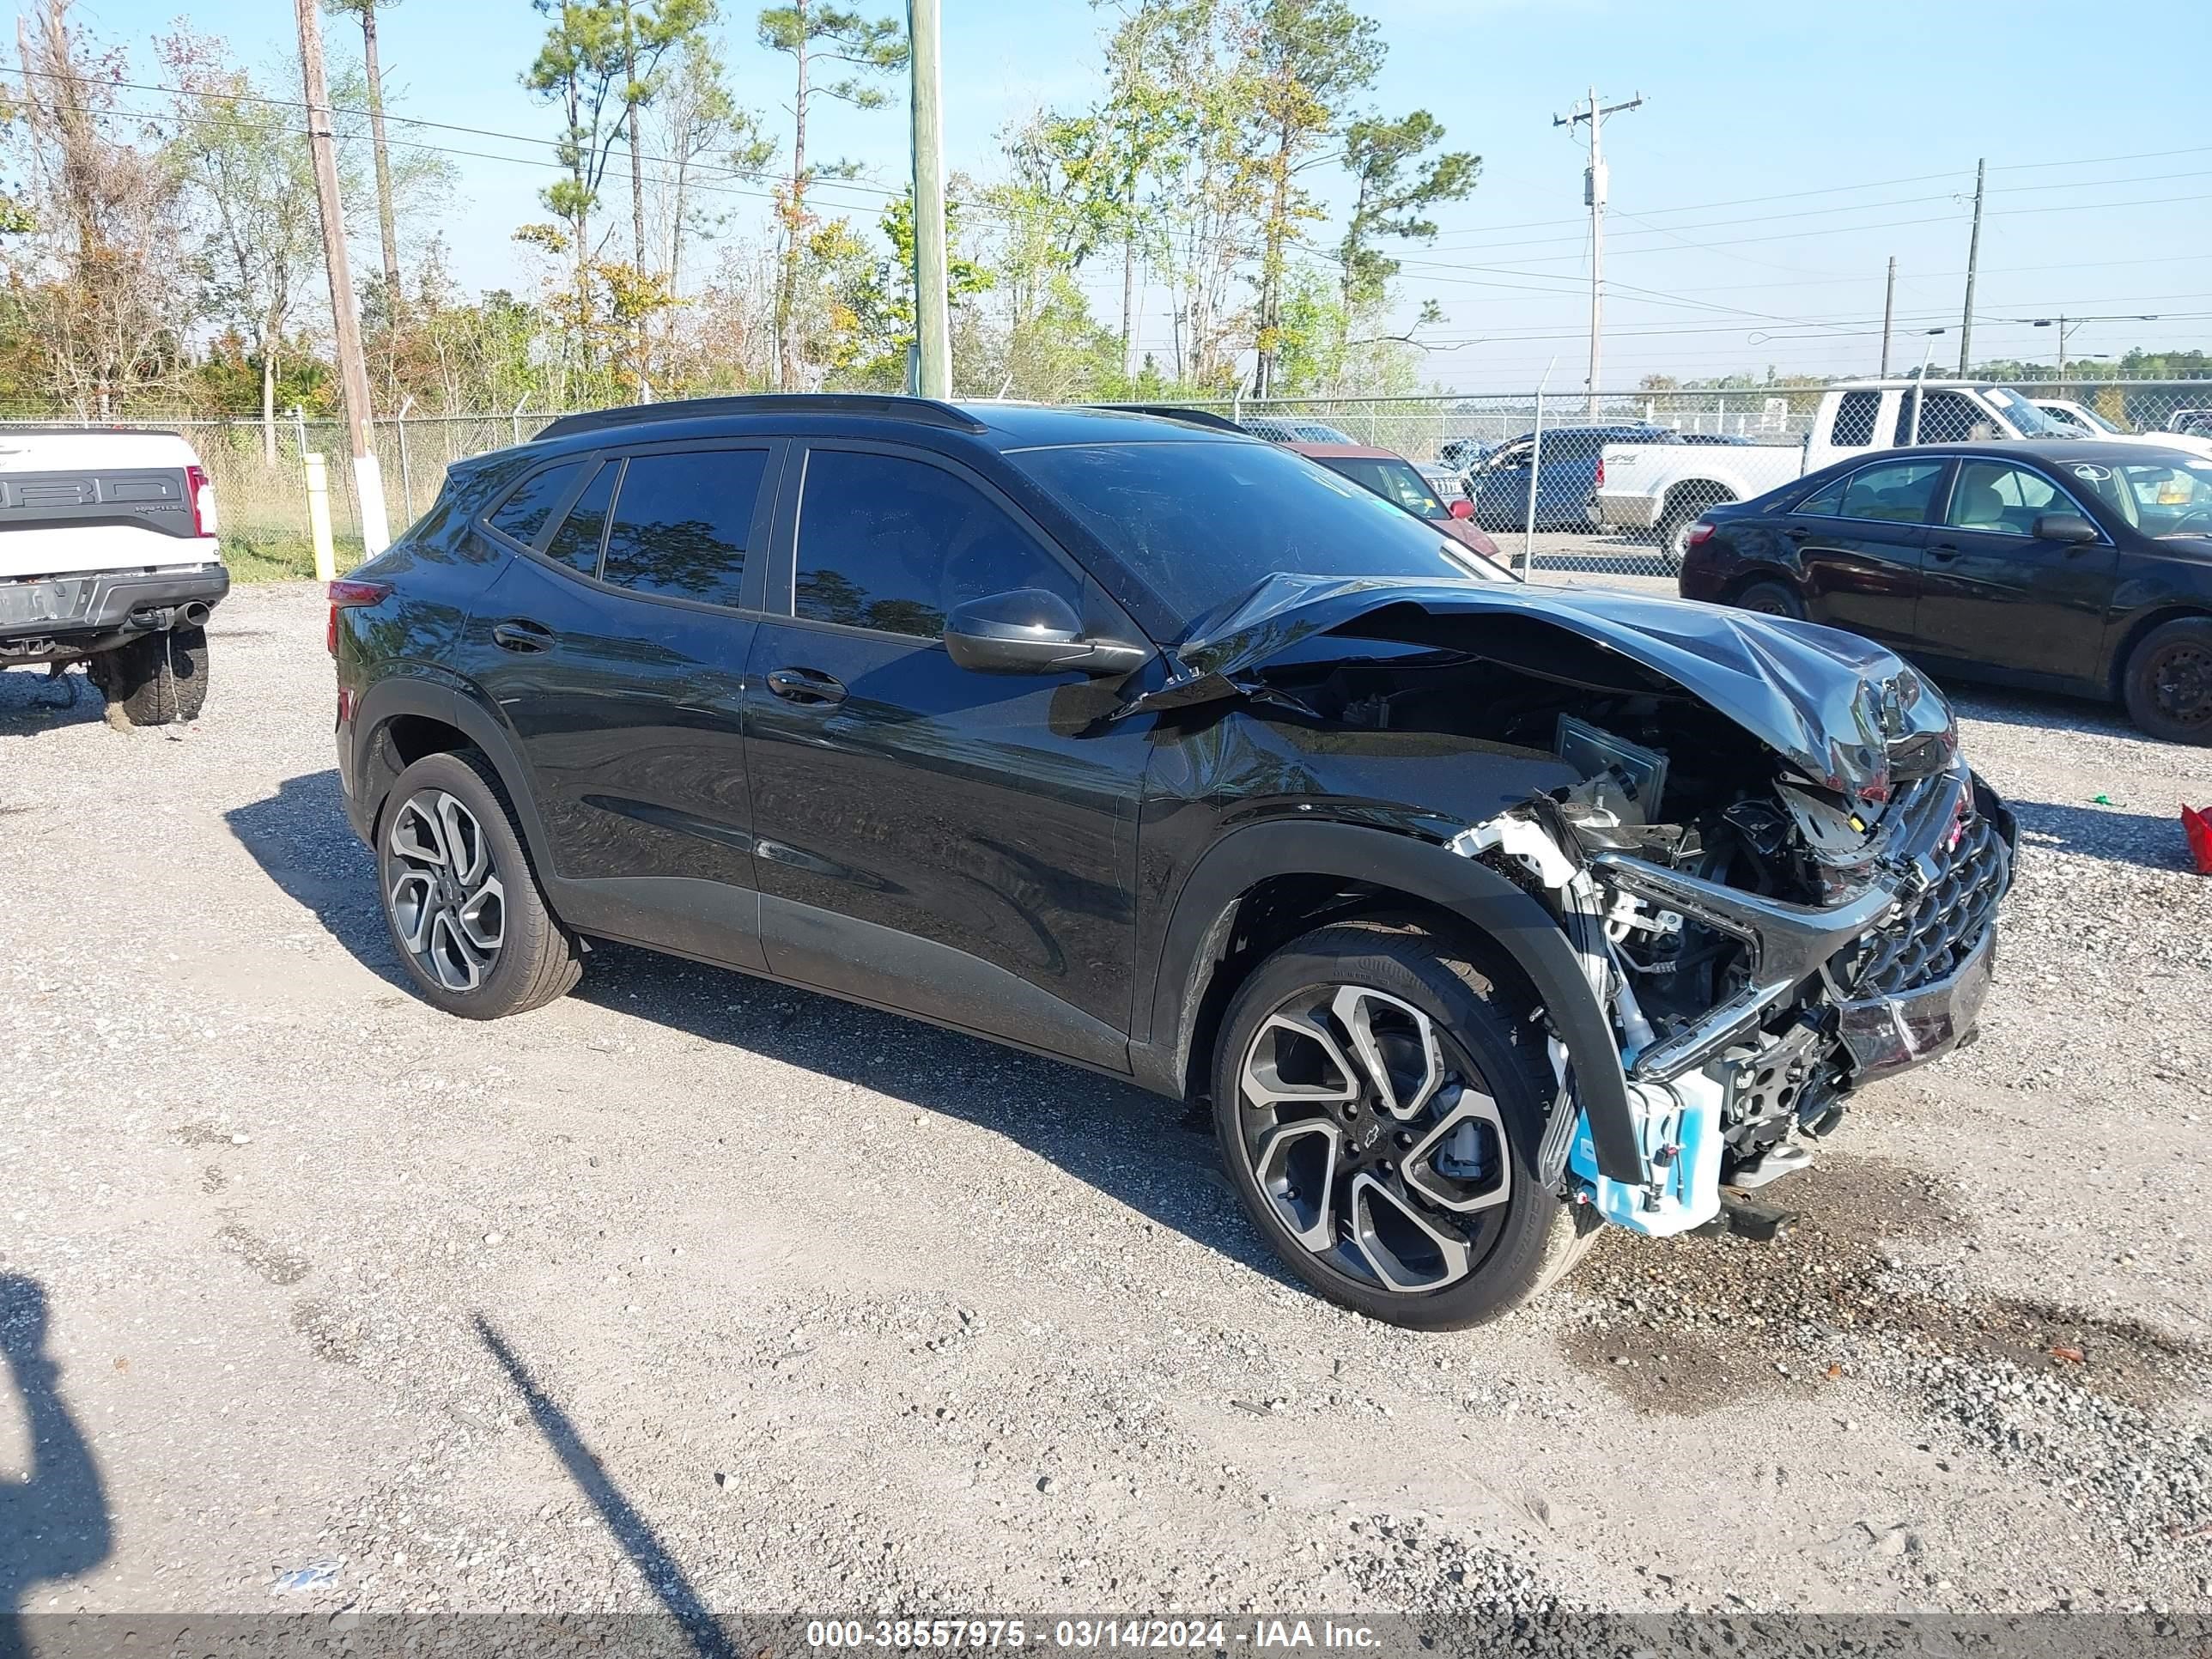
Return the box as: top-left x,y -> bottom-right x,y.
88,626 -> 208,726
377,750 -> 582,1018
1211,923 -> 1587,1330
2122,617 -> 2212,744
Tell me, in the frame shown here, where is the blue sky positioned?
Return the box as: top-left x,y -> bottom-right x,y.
55,0 -> 2212,392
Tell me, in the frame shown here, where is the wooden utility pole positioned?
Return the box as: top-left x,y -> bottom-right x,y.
1879,255 -> 1897,377
1555,88 -> 1643,416
907,0 -> 950,398
1957,157 -> 1985,376
295,0 -> 390,555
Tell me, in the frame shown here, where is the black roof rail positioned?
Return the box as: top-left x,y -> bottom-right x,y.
1087,403 -> 1248,434
535,393 -> 988,442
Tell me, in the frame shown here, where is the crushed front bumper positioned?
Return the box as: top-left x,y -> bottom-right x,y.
1833,928 -> 1995,1078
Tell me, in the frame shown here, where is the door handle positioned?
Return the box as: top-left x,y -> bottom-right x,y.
491,617 -> 555,653
1927,544 -> 1962,563
765,666 -> 847,707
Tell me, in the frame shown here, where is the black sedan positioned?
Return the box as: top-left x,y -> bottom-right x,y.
1677,440 -> 2212,744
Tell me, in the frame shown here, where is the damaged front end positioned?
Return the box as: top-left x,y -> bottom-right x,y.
1155,574 -> 2018,1242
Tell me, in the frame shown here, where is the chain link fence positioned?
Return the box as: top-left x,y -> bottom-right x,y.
1161,380 -> 2212,589
10,377 -> 2208,590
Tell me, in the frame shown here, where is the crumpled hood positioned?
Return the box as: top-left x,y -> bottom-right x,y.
1131,573 -> 1954,798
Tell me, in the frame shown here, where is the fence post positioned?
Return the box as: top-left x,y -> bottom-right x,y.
396,396 -> 415,525
303,452 -> 337,582
292,404 -> 307,462
1521,388 -> 1547,579
510,397 -> 528,447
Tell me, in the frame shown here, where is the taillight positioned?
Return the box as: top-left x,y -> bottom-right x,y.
1684,521 -> 1717,549
186,463 -> 217,537
327,577 -> 392,656
1595,458 -> 1606,489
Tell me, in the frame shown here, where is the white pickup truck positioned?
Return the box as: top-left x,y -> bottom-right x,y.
1595,380 -> 2076,564
0,428 -> 227,726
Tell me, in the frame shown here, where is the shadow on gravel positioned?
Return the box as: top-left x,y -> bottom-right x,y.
2006,799 -> 2200,873
477,1315 -> 732,1658
223,769 -> 407,989
572,941 -> 1282,1284
1944,684 -> 2142,741
0,664 -> 106,738
0,1275 -> 112,1648
226,771 -> 1281,1286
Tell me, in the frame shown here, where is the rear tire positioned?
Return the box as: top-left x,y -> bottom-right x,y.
88,626 -> 209,726
1210,922 -> 1583,1331
1732,579 -> 1807,621
2121,617 -> 2212,744
377,749 -> 582,1018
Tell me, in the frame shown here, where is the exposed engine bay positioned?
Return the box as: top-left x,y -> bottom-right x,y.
1244,633 -> 2016,1238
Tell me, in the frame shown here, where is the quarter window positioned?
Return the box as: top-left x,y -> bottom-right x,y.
599,449 -> 768,607
542,462 -> 615,575
1838,459 -> 1947,524
794,449 -> 1077,641
486,461 -> 584,548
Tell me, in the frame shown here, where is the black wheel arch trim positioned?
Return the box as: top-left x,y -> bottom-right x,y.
1133,818 -> 1644,1185
347,673 -> 557,877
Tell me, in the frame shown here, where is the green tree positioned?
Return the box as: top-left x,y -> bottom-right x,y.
755,0 -> 908,389
1240,0 -> 1382,395
1336,109 -> 1475,310
522,0 -> 628,368
161,32 -> 324,456
610,0 -> 715,276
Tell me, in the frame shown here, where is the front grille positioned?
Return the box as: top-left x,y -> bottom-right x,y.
1850,806 -> 2010,995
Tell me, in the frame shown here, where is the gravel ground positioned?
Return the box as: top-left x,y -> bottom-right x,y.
2,581 -> 2209,1628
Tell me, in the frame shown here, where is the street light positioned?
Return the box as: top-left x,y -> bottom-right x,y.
1907,328 -> 1947,444
2007,313 -> 2159,398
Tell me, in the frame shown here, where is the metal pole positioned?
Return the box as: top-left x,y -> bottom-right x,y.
2056,314 -> 2068,398
511,398 -> 528,447
1958,158 -> 1985,376
295,0 -> 390,556
1522,369 -> 1553,579
1584,88 -> 1602,417
396,395 -> 415,523
907,0 -> 951,399
293,404 -> 307,462
1879,255 -> 1896,377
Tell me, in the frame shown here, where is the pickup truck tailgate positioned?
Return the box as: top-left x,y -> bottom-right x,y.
0,432 -> 220,580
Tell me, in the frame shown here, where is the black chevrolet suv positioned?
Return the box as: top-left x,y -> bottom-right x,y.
334,395 -> 2013,1329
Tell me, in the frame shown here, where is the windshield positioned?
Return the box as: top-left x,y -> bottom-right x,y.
1010,440 -> 1502,629
2048,401 -> 2124,435
1985,386 -> 2070,437
2060,456 -> 2212,538
1322,456 -> 1447,517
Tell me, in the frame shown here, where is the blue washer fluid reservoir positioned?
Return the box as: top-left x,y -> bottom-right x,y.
1567,1072 -> 1725,1237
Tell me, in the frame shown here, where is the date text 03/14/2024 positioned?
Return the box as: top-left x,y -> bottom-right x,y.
803,1619 -> 1384,1650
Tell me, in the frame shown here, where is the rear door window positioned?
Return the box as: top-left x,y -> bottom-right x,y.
1896,391 -> 1996,445
599,448 -> 769,607
1838,459 -> 1948,524
485,460 -> 585,548
1828,391 -> 1881,447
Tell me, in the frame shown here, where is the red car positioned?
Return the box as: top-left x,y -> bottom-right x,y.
1288,441 -> 1505,566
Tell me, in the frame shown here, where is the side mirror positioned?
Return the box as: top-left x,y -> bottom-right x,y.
2033,513 -> 2100,544
1448,497 -> 1474,520
943,588 -> 1150,678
